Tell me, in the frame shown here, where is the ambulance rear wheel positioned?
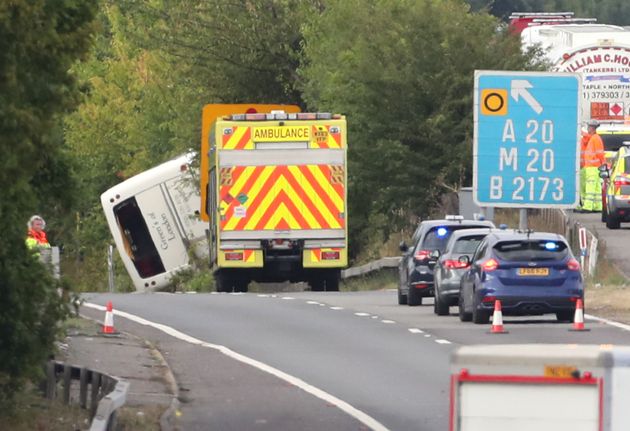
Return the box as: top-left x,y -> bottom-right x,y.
325,273 -> 340,292
215,273 -> 236,293
234,280 -> 249,293
309,279 -> 325,291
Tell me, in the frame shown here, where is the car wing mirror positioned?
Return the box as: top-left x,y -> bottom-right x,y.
399,241 -> 408,253
599,167 -> 610,179
429,250 -> 440,260
458,255 -> 470,266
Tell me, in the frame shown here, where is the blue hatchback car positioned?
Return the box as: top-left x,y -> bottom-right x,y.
458,230 -> 583,324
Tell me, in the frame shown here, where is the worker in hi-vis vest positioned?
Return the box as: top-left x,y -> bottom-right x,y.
25,215 -> 51,256
580,120 -> 605,212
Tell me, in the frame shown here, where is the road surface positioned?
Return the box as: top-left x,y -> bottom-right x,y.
82,290 -> 630,430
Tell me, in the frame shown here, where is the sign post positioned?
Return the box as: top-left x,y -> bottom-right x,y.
579,226 -> 588,271
474,71 -> 581,212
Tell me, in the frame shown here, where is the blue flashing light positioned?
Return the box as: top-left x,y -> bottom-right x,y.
544,242 -> 558,250
436,227 -> 448,237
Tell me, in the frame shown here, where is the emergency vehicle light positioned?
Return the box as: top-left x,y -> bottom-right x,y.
297,113 -> 317,120
228,112 -> 337,121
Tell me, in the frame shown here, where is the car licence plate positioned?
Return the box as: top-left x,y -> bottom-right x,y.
518,268 -> 549,276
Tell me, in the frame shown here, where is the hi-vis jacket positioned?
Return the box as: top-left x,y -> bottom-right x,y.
582,133 -> 605,168
26,228 -> 51,251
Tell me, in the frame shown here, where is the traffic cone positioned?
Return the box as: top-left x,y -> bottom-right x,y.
101,301 -> 119,335
569,298 -> 590,332
489,300 -> 508,334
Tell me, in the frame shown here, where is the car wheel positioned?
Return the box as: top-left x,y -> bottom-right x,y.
556,311 -> 574,322
472,293 -> 490,324
397,289 -> 407,305
606,212 -> 621,229
407,287 -> 422,306
434,291 -> 450,316
458,293 -> 472,322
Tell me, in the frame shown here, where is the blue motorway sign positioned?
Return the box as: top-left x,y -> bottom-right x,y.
474,71 -> 581,208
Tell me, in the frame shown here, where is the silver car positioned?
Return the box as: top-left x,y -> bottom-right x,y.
432,228 -> 496,315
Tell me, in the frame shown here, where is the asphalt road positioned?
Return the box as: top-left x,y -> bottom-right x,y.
83,290 -> 630,431
569,210 -> 630,278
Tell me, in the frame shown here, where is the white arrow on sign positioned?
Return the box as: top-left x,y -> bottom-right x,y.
511,80 -> 543,114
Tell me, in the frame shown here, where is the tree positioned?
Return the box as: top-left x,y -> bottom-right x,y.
300,0 -> 539,256
0,0 -> 96,408
62,1 -> 323,287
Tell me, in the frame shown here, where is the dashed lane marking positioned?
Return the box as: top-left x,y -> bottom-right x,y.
330,307 -> 344,310
381,320 -> 396,324
84,302 -> 389,431
306,301 -> 320,305
408,328 -> 424,334
435,339 -> 451,344
354,312 -> 370,317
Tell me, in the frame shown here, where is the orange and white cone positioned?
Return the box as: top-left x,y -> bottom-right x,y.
569,298 -> 590,332
490,300 -> 508,334
101,301 -> 119,335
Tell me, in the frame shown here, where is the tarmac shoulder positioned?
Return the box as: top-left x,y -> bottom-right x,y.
59,316 -> 178,430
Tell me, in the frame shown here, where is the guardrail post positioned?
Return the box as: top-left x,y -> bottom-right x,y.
107,411 -> 118,431
91,372 -> 101,416
46,361 -> 56,400
80,367 -> 89,408
63,364 -> 72,404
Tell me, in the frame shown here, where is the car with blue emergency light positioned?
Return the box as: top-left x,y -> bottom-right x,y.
432,228 -> 497,316
458,230 -> 583,324
600,143 -> 630,229
398,216 -> 495,306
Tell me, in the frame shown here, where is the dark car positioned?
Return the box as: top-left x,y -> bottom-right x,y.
458,230 -> 583,324
398,216 -> 495,306
600,144 -> 630,229
433,228 -> 496,315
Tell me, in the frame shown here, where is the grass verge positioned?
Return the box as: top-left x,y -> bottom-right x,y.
341,269 -> 397,292
0,383 -> 90,431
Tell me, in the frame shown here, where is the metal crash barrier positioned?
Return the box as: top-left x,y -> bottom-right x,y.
43,360 -> 129,431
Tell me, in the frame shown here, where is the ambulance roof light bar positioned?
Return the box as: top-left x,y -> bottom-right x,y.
228,112 -> 338,121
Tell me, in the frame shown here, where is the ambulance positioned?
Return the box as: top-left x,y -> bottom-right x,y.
202,106 -> 348,292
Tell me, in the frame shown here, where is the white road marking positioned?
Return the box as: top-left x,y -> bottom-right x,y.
281,296 -> 295,300
408,328 -> 424,334
185,291 -> 197,294
435,339 -> 451,344
381,320 -> 396,324
354,312 -> 370,317
84,302 -> 389,431
257,294 -> 270,298
306,301 -> 320,305
424,334 -> 431,338
330,306 -> 344,310
585,314 -> 630,331
371,316 -> 379,319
